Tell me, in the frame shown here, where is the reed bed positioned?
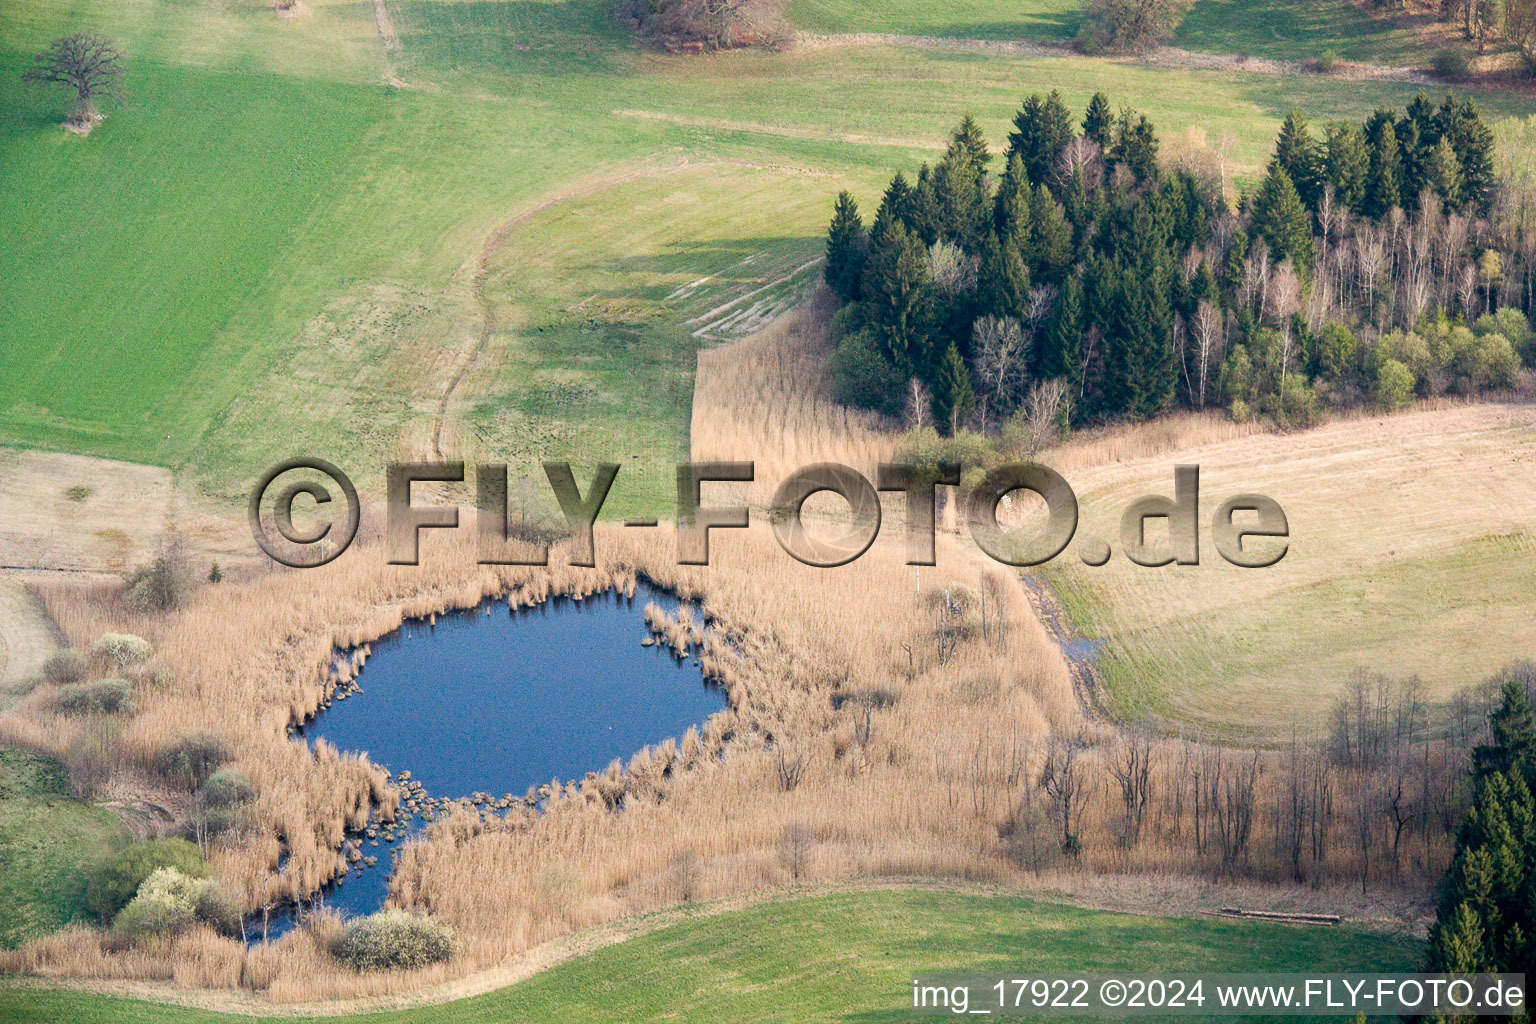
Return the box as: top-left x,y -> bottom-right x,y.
0,296 -> 1455,1001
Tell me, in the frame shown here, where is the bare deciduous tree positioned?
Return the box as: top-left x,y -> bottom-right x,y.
971,315 -> 1029,433
22,33 -> 125,128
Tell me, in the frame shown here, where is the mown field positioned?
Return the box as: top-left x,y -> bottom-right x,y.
2,0 -> 1530,515
1039,404 -> 1536,738
0,889 -> 1417,1022
0,749 -> 128,949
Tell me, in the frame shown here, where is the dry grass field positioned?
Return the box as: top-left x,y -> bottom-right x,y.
1039,402 -> 1536,737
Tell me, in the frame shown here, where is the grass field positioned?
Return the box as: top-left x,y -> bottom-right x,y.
0,889 -> 1418,1022
2,0 -> 1530,513
790,0 -> 1440,63
1037,404 -> 1536,738
0,749 -> 128,950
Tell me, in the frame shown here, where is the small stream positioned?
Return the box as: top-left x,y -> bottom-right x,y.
255,583 -> 723,940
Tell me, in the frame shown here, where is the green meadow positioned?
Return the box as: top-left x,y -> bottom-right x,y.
2,0 -> 1529,514
0,749 -> 129,949
0,888 -> 1417,1022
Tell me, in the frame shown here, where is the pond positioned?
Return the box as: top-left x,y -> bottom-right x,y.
256,583 -> 724,940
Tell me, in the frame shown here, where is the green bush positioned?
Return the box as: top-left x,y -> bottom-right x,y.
198,768 -> 255,808
154,730 -> 233,790
827,328 -> 905,417
1453,331 -> 1520,390
1260,375 -> 1323,429
331,910 -> 457,971
42,650 -> 88,685
1433,45 -> 1473,81
111,867 -> 237,942
1475,308 -> 1535,365
1374,330 -> 1430,382
85,838 -> 209,922
1373,358 -> 1416,411
55,678 -> 135,716
1316,322 -> 1358,381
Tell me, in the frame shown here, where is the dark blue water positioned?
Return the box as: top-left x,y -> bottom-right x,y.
255,584 -> 723,940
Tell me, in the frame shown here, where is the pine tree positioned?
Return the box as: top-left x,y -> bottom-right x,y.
976,235 -> 1030,322
1323,121 -> 1370,214
1250,163 -> 1315,274
1426,135 -> 1465,210
824,191 -> 868,302
1273,109 -> 1322,208
1363,124 -> 1402,220
931,342 -> 975,435
1083,92 -> 1113,153
1027,184 -> 1073,284
861,218 -> 935,377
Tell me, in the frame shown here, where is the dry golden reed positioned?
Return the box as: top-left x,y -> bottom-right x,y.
0,293 -> 1454,1002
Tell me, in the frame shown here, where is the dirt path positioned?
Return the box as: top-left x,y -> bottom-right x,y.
0,578 -> 61,710
370,0 -> 406,88
795,31 -> 1434,84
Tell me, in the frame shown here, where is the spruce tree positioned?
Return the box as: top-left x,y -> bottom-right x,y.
1007,94 -> 1045,178
1027,184 -> 1074,284
861,218 -> 935,378
931,342 -> 975,435
1111,111 -> 1159,184
1363,125 -> 1402,220
951,113 -> 992,170
976,235 -> 1030,322
1041,273 -> 1085,397
1394,116 -> 1429,209
1474,677 -> 1536,786
1083,92 -> 1113,153
1445,95 -> 1497,217
908,163 -> 941,245
1250,163 -> 1315,274
824,191 -> 868,302
993,151 -> 1033,244
1426,677 -> 1536,979
871,172 -> 915,238
1426,135 -> 1465,210
1008,92 -> 1074,187
1273,109 -> 1322,208
1323,121 -> 1370,214
933,131 -> 991,249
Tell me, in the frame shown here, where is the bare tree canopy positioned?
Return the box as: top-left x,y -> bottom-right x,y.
22,33 -> 126,127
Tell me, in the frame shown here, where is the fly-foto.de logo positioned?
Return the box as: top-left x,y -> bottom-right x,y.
248,459 -> 1287,571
